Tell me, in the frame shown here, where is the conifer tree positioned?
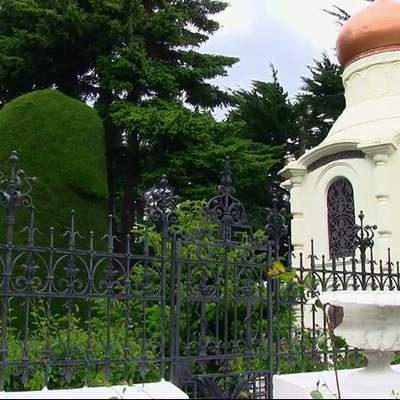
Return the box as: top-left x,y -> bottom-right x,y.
295,0 -> 374,152
227,67 -> 297,207
0,0 -> 251,237
295,54 -> 345,152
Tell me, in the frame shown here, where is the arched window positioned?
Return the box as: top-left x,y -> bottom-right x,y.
327,178 -> 356,259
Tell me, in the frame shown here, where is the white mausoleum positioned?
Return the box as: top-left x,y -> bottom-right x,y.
280,0 -> 400,263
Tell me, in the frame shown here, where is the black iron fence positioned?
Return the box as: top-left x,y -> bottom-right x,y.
0,152 -> 398,399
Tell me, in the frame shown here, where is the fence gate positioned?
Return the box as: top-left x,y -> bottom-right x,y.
145,160 -> 285,399
0,153 -> 285,399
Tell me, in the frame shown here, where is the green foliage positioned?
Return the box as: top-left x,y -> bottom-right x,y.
0,0 -> 241,239
225,59 -> 344,210
0,0 -> 237,107
310,389 -> 324,399
5,299 -> 162,391
3,201 -> 368,392
293,1 -> 373,153
227,66 -> 297,207
268,261 -> 296,283
0,89 -> 107,240
229,66 -> 297,149
0,0 -> 140,102
227,56 -> 345,167
295,54 -> 345,151
140,200 -> 299,376
112,99 -> 282,225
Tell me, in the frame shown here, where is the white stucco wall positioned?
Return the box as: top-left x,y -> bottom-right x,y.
281,50 -> 400,265
301,158 -> 376,258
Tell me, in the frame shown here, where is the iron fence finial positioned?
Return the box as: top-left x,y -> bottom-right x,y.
220,157 -> 233,194
265,196 -> 288,257
354,210 -> 377,259
0,151 -> 37,243
143,175 -> 179,227
204,158 -> 247,227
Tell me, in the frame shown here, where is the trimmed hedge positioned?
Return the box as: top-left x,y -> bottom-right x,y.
0,89 -> 108,244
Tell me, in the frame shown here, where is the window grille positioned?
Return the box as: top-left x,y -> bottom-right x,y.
327,178 -> 356,259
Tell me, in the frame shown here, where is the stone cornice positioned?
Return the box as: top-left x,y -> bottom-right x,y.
302,141 -> 360,166
279,162 -> 307,180
279,140 -> 398,178
358,141 -> 397,158
280,141 -> 360,174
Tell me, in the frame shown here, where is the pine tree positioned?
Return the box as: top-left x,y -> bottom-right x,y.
112,98 -> 282,226
294,0 -> 374,152
0,0 -> 241,238
229,66 -> 297,148
227,66 -> 298,208
295,54 -> 345,151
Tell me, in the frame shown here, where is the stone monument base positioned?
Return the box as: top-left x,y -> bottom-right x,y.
274,365 -> 400,399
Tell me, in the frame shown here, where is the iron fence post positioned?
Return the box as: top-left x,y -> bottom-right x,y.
354,211 -> 377,290
143,175 -> 178,381
265,196 -> 288,381
267,241 -> 274,400
170,233 -> 183,385
0,152 -> 36,391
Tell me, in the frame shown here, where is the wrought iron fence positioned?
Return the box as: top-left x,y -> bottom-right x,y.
0,152 -> 398,399
0,153 -> 279,398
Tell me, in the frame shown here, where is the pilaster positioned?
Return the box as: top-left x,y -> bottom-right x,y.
359,142 -> 396,259
280,163 -> 307,263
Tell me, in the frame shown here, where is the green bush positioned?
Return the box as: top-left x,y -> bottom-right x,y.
5,299 -> 162,391
0,89 -> 108,243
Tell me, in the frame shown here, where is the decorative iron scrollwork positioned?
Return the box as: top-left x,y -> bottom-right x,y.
354,210 -> 377,256
143,175 -> 179,226
265,197 -> 288,255
204,158 -> 247,226
327,178 -> 356,259
0,151 -> 37,215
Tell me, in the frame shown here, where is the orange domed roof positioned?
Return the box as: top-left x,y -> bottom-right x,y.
337,0 -> 400,67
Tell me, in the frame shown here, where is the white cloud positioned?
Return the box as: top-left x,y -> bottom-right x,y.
214,0 -> 366,52
202,0 -> 371,116
267,0 -> 366,54
215,0 -> 264,35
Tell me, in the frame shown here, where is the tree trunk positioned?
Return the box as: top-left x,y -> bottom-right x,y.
104,119 -> 118,218
96,93 -> 119,233
121,140 -> 141,250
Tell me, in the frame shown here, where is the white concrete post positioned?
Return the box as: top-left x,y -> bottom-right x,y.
360,143 -> 396,262
281,164 -> 307,267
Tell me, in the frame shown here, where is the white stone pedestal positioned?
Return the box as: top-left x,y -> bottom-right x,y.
273,365 -> 400,399
0,380 -> 189,399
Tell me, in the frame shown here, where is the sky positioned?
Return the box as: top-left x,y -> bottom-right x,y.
201,0 -> 367,102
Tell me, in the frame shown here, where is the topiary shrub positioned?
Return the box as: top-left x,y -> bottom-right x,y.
0,89 -> 108,244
